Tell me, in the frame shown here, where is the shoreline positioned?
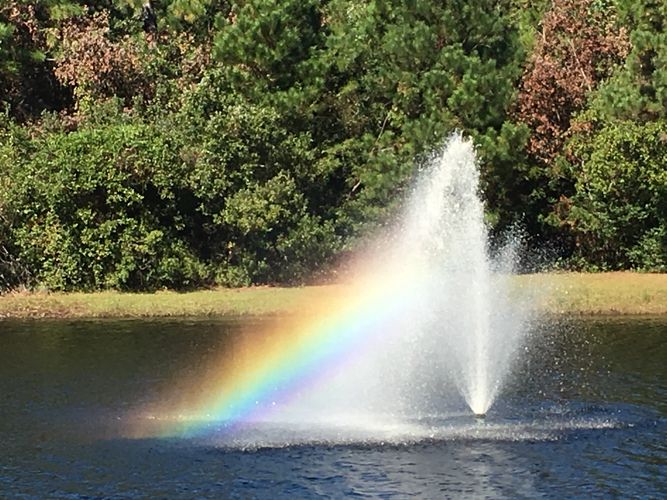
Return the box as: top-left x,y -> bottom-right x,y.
1,272 -> 666,319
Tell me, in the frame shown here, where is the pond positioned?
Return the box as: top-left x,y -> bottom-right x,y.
1,317 -> 666,497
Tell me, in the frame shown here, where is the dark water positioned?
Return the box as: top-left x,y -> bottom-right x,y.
1,317 -> 666,498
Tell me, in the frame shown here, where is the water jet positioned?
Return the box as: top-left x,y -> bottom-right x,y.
139,133 -> 536,439
256,132 -> 535,426
379,132 -> 534,418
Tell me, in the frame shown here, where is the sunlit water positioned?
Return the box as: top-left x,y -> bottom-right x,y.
1,318 -> 666,497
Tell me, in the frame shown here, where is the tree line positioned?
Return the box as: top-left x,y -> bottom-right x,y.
1,0 -> 665,291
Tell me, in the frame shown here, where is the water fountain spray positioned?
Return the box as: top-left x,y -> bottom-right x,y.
397,132 -> 531,416
281,132 -> 534,423
134,133 -> 536,441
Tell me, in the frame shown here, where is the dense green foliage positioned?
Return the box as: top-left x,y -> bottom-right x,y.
1,0 -> 665,291
556,0 -> 667,269
564,121 -> 667,270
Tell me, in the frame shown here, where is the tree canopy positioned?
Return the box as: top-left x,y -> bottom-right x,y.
1,0 -> 665,291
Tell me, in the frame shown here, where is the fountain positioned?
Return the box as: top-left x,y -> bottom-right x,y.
134,133 -> 535,441
395,132 -> 532,416
279,132 -> 534,423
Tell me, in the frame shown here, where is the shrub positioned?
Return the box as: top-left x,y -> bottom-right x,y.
0,119 -> 208,290
562,120 -> 667,270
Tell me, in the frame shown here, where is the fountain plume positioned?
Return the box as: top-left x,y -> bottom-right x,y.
132,133 -> 534,439
277,132 -> 533,420
391,133 -> 531,415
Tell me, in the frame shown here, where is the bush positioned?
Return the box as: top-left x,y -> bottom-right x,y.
215,172 -> 340,285
562,120 -> 667,270
0,89 -> 344,290
0,119 -> 208,290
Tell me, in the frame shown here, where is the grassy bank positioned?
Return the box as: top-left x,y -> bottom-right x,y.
0,286 -> 317,319
518,272 -> 667,316
0,273 -> 666,319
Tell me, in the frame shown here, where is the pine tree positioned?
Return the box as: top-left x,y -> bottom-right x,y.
587,0 -> 667,121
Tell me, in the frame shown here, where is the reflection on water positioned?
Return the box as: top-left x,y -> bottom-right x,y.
0,317 -> 666,497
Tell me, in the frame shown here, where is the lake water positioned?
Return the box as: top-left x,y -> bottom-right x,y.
1,317 -> 666,498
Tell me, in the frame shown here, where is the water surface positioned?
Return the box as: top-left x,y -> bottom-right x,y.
1,317 -> 665,497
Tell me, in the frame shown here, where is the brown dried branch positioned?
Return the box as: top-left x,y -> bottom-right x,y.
515,0 -> 630,165
53,11 -> 148,104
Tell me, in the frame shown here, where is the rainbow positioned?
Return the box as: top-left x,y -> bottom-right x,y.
135,260 -> 426,438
